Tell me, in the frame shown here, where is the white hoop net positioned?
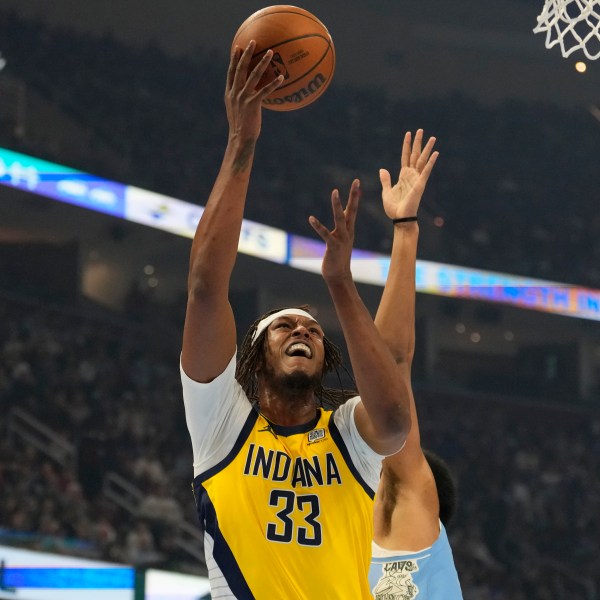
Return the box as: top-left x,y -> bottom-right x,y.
533,0 -> 600,59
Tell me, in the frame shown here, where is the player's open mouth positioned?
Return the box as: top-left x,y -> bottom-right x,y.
285,343 -> 312,358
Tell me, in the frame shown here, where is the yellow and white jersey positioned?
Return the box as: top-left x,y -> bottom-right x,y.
181,354 -> 384,599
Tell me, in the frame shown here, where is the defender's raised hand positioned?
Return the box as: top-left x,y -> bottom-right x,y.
379,129 -> 438,221
225,41 -> 284,141
309,179 -> 361,284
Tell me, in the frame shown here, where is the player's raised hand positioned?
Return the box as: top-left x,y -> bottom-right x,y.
309,179 -> 360,284
379,129 -> 439,221
225,41 -> 284,141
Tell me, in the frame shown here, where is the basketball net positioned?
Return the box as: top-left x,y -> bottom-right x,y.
533,0 -> 600,59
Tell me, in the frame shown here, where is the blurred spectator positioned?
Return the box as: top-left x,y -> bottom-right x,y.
137,485 -> 183,524
125,521 -> 163,566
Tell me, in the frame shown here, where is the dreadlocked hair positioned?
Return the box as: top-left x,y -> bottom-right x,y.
235,305 -> 357,409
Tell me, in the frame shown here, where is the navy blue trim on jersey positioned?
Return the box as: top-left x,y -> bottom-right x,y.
194,409 -> 259,485
267,409 -> 321,436
329,412 -> 375,500
197,482 -> 256,600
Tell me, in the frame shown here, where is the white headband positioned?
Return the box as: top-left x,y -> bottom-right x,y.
251,308 -> 319,345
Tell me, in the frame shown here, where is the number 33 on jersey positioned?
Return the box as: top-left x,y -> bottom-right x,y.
193,408 -> 378,599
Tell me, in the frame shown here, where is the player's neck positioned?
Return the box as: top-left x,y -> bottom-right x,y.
257,387 -> 318,427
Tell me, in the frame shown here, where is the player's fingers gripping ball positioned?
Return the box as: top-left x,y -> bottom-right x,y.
231,5 -> 335,111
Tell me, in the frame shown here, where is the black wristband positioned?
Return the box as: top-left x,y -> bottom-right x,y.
392,216 -> 418,224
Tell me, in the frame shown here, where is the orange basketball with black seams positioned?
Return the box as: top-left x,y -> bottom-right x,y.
232,5 -> 335,111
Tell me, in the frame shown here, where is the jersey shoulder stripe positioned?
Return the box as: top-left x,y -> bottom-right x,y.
329,410 -> 375,499
194,410 -> 259,484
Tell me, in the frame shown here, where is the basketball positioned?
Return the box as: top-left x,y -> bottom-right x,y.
231,5 -> 335,111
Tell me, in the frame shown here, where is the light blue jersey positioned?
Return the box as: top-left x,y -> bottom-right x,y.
369,524 -> 463,600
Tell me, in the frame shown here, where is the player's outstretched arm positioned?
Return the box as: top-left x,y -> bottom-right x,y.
375,129 -> 438,464
374,130 -> 440,547
182,42 -> 283,383
309,181 -> 411,456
